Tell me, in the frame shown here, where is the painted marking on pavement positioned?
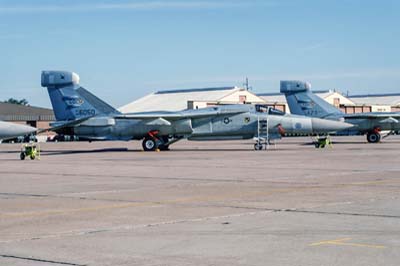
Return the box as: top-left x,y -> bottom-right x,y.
310,238 -> 386,249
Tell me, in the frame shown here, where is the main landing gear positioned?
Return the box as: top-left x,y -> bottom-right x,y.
142,137 -> 158,151
366,132 -> 381,143
366,127 -> 381,143
142,131 -> 181,151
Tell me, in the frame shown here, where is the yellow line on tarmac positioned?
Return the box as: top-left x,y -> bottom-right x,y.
310,238 -> 386,249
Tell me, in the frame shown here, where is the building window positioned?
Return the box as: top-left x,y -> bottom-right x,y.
333,98 -> 340,107
239,95 -> 247,103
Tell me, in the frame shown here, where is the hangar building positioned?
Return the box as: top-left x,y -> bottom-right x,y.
119,86 -> 265,113
0,102 -> 55,129
348,93 -> 400,112
119,86 -> 400,115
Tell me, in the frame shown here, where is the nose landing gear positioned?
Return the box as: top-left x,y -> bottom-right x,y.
254,141 -> 264,150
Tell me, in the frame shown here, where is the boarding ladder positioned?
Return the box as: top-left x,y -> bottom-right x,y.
255,107 -> 270,150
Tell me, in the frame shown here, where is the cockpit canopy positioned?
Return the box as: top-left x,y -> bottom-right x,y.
255,104 -> 285,116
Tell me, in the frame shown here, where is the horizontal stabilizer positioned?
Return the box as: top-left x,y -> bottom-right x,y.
42,116 -> 93,133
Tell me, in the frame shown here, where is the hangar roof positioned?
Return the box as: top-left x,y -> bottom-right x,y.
119,86 -> 244,113
348,93 -> 400,106
0,102 -> 55,121
257,90 -> 335,104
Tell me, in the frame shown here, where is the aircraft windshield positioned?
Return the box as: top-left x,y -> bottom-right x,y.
255,105 -> 285,115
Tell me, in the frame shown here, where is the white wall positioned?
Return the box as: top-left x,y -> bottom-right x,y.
371,105 -> 392,112
220,90 -> 265,103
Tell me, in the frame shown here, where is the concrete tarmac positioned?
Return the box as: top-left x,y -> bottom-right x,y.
0,136 -> 399,266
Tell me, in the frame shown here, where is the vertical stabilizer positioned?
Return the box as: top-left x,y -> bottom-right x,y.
280,80 -> 343,119
41,71 -> 120,121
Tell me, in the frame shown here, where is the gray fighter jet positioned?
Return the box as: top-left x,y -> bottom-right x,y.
0,120 -> 36,142
41,71 -> 352,151
280,80 -> 400,143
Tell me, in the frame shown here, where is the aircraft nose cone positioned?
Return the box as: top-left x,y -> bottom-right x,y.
311,118 -> 353,133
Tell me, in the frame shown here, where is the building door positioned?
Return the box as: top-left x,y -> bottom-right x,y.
27,121 -> 37,128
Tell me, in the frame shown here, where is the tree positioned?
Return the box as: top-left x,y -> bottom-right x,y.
4,98 -> 29,106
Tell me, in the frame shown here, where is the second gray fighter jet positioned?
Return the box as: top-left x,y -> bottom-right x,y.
281,80 -> 400,143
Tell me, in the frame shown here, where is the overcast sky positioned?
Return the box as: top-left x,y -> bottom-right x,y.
1,0 -> 399,108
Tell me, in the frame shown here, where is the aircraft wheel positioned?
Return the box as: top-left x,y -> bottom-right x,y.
20,152 -> 25,160
367,132 -> 381,143
142,138 -> 158,151
254,143 -> 263,150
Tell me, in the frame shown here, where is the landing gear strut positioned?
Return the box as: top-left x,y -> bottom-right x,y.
158,136 -> 170,151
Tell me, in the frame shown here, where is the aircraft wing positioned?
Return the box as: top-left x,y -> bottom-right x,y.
115,108 -> 249,120
345,112 -> 400,123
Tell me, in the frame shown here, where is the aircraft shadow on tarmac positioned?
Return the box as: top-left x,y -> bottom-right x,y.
300,140 -> 400,145
1,147 -> 290,157
43,148 -> 256,154
41,148 -> 131,156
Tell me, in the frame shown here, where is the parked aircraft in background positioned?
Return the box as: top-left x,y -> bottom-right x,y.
0,121 -> 36,142
41,71 -> 352,151
281,80 -> 400,143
